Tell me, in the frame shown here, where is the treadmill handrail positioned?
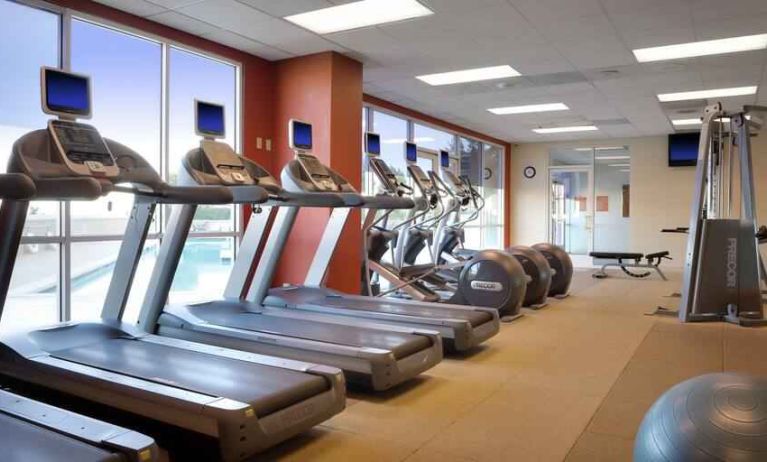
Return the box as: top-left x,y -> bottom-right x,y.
361,194 -> 415,210
30,177 -> 104,200
267,190 -> 350,208
113,184 -> 235,205
0,173 -> 36,199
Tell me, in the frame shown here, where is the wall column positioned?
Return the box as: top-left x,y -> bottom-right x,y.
271,52 -> 363,294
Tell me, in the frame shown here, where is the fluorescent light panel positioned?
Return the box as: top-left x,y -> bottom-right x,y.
575,146 -> 626,151
672,118 -> 702,126
608,163 -> 630,167
619,169 -> 631,172
633,34 -> 767,62
672,115 -> 751,126
488,103 -> 568,115
533,126 -> 598,134
417,65 -> 520,86
284,0 -> 433,34
595,155 -> 630,160
658,86 -> 758,102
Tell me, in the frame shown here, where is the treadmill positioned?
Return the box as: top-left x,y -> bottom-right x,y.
0,173 -> 159,462
254,122 -> 500,352
0,68 -> 345,461
137,102 -> 442,391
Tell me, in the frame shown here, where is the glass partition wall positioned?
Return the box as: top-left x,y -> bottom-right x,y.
0,2 -> 242,331
548,146 -> 631,266
362,107 -> 506,251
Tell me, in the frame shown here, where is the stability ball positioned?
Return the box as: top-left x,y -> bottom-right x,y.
634,372 -> 767,461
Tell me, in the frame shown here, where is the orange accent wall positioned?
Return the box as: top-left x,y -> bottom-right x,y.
271,52 -> 363,294
364,94 -> 513,247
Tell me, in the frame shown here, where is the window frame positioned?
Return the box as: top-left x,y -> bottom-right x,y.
8,0 -> 244,323
363,102 -> 506,249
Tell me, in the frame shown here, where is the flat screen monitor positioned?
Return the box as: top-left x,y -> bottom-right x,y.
196,100 -> 225,138
440,150 -> 450,168
42,67 -> 91,118
365,132 -> 381,156
668,132 -> 699,167
290,119 -> 313,151
405,142 -> 417,162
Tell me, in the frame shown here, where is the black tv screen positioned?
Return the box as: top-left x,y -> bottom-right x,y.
668,132 -> 699,167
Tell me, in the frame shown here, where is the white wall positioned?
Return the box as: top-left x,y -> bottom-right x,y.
509,129 -> 767,269
509,136 -> 695,268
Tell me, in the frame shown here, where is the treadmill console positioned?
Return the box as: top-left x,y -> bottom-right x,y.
42,68 -> 118,177
48,119 -> 117,177
200,140 -> 255,185
297,153 -> 338,191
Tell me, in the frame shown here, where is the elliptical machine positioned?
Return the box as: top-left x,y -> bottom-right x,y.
363,136 -> 527,319
431,152 -> 556,308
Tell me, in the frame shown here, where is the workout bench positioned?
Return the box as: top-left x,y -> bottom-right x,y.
589,251 -> 671,280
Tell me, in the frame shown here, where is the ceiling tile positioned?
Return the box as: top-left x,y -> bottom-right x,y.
201,29 -> 293,60
95,0 -> 166,17
147,0 -> 204,9
146,10 -> 219,36
237,0 -> 333,17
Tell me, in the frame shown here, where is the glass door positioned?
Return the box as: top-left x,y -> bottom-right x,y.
549,167 -> 592,256
548,146 -> 632,266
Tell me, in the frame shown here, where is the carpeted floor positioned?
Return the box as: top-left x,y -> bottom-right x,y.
254,268 -> 767,461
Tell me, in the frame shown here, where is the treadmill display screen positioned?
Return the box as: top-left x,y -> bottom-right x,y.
196,101 -> 225,137
365,132 -> 381,156
45,69 -> 90,117
440,150 -> 450,168
405,142 -> 417,162
291,121 -> 313,150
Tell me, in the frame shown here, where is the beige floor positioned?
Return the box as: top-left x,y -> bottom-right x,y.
256,270 -> 767,461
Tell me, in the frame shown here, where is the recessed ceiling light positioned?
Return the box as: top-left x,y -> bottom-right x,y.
595,155 -> 631,160
533,126 -> 598,134
672,118 -> 702,126
284,0 -> 433,34
575,146 -> 626,151
633,34 -> 767,62
658,86 -> 758,102
416,65 -> 520,86
672,115 -> 751,125
488,103 -> 568,115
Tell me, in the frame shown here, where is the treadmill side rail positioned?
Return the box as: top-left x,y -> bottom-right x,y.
0,389 -> 159,462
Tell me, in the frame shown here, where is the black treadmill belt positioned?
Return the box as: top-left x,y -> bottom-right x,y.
0,413 -> 120,462
311,297 -> 492,327
189,303 -> 431,360
51,338 -> 327,417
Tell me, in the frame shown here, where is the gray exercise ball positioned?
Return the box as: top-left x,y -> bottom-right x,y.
508,245 -> 552,307
634,372 -> 767,461
531,243 -> 573,297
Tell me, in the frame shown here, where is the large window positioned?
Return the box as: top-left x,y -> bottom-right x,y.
0,2 -> 241,331
362,105 -> 506,251
414,123 -> 455,155
1,1 -> 61,333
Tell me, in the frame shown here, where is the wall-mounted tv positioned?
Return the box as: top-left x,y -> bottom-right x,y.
668,132 -> 699,167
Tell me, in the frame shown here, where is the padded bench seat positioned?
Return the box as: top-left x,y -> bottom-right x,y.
590,252 -> 644,260
589,250 -> 670,280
